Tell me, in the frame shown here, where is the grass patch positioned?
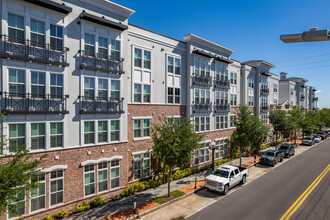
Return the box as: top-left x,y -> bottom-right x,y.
153,197 -> 166,204
170,190 -> 185,198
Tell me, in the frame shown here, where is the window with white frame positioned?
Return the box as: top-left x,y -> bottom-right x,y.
248,78 -> 254,89
133,152 -> 151,180
84,165 -> 95,196
215,115 -> 228,130
111,80 -> 120,100
50,122 -> 62,148
8,188 -> 25,219
230,94 -> 237,106
194,143 -> 210,165
230,72 -> 237,85
111,160 -> 120,189
9,124 -> 25,153
98,162 -> 108,192
111,40 -> 121,61
133,55 -> 151,104
84,33 -> 95,57
31,123 -> 45,150
50,24 -> 63,51
8,13 -> 25,43
98,37 -> 108,59
98,121 -> 108,143
219,139 -> 229,157
30,19 -> 45,47
274,83 -> 278,93
9,69 -> 25,97
84,121 -> 95,144
30,173 -> 46,212
214,62 -> 229,81
110,120 -> 120,141
194,89 -> 210,104
144,51 -> 151,69
260,114 -> 268,124
248,95 -> 254,107
84,77 -> 95,100
230,115 -> 236,128
133,154 -> 141,180
50,170 -> 64,206
194,58 -> 211,77
98,78 -> 108,100
50,74 -> 63,98
194,116 -> 210,132
143,152 -> 151,178
133,118 -> 150,139
31,71 -> 45,98
215,91 -> 228,106
167,56 -> 181,104
133,119 -> 141,138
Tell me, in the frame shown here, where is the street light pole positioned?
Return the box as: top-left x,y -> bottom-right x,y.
280,27 -> 330,43
209,141 -> 216,172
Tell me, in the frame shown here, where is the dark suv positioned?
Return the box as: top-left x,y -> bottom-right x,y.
278,144 -> 295,158
259,150 -> 284,167
316,131 -> 327,140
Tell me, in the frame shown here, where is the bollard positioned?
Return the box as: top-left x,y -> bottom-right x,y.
254,155 -> 257,166
133,200 -> 137,214
194,177 -> 197,189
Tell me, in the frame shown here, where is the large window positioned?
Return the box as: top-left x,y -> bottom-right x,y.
215,115 -> 228,130
84,77 -> 95,100
50,24 -> 63,51
50,170 -> 64,206
133,153 -> 150,180
134,48 -> 151,103
143,152 -> 151,178
167,56 -> 181,104
194,116 -> 210,132
30,174 -> 46,212
98,162 -> 108,192
111,40 -> 120,61
98,37 -> 108,59
143,119 -> 150,137
133,118 -> 150,139
133,155 -> 141,180
230,72 -> 237,85
110,120 -> 120,141
134,48 -> 142,67
111,80 -> 120,100
133,119 -> 141,138
168,87 -> 180,104
50,123 -> 62,148
84,33 -> 95,57
9,124 -> 25,152
8,189 -> 25,219
230,115 -> 236,128
134,84 -> 142,102
50,74 -> 63,98
84,165 -> 95,196
110,160 -> 120,189
98,121 -> 108,143
8,13 -> 24,43
216,139 -> 229,158
31,71 -> 45,98
84,121 -> 95,144
194,144 -> 210,165
144,51 -> 151,69
30,19 -> 45,47
143,85 -> 151,103
9,69 -> 25,96
31,123 -> 45,150
230,94 -> 237,106
215,91 -> 228,105
195,89 -> 210,104
98,79 -> 108,100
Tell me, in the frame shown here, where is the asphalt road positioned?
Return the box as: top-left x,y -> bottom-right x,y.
188,139 -> 330,220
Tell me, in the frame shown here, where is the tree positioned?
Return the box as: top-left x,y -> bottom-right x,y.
288,107 -> 304,144
151,117 -> 203,197
0,116 -> 46,217
249,116 -> 269,151
269,109 -> 287,143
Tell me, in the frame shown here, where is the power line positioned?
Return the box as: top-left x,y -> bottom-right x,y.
279,63 -> 330,72
276,58 -> 330,68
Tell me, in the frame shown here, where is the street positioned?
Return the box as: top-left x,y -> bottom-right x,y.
187,139 -> 330,220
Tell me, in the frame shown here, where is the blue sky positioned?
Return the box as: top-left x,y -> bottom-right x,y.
115,0 -> 330,108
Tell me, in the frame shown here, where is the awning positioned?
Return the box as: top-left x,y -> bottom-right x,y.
23,0 -> 72,14
80,12 -> 128,31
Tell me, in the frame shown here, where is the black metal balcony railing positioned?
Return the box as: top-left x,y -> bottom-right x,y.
0,35 -> 69,66
214,103 -> 230,113
79,96 -> 124,114
1,92 -> 69,115
260,106 -> 269,113
214,78 -> 230,89
192,74 -> 212,87
192,103 -> 212,113
80,51 -> 124,75
260,87 -> 269,95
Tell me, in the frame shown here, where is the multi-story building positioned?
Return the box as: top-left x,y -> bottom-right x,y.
0,0 -> 320,219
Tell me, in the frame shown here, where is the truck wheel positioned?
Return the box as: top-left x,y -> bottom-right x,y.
272,161 -> 275,167
241,175 -> 246,184
280,157 -> 283,162
223,185 -> 229,195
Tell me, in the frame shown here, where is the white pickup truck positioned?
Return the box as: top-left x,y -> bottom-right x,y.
205,165 -> 249,195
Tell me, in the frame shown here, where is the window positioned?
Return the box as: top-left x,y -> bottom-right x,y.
274,83 -> 278,93
194,89 -> 200,104
220,139 -> 228,157
195,117 -> 200,132
111,160 -> 120,188
134,48 -> 142,67
290,88 -> 294,96
195,89 -> 210,104
168,57 -> 174,73
84,121 -> 94,144
194,144 -> 210,165
84,77 -> 95,99
133,120 -> 141,138
50,170 -> 64,206
143,119 -> 150,137
30,174 -> 46,212
110,120 -> 120,141
31,71 -> 45,98
143,152 -> 151,178
98,37 -> 108,59
50,74 -> 63,98
84,165 -> 95,196
50,123 -> 62,148
133,155 -> 141,180
134,118 -> 150,139
31,123 -> 45,150
215,115 -> 228,130
143,85 -> 151,102
8,188 -> 25,219
168,88 -> 173,103
144,51 -> 151,69
98,162 -> 108,192
9,69 -> 25,96
230,94 -> 237,106
30,19 -> 45,47
248,96 -> 254,107
84,34 -> 95,57
98,79 -> 108,100
230,72 -> 237,85
9,124 -> 25,152
8,13 -> 24,43
205,143 -> 210,161
174,88 -> 180,104
230,115 -> 236,127
195,116 -> 210,132
248,78 -> 254,89
134,84 -> 142,102
175,58 -> 180,75
50,24 -> 63,51
98,121 -> 107,143
215,141 -> 220,159
111,80 -> 120,100
111,40 -> 120,61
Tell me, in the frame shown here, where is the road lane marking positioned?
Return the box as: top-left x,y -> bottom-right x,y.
280,163 -> 330,220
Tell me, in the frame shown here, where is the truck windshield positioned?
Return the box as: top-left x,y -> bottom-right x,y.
266,152 -> 275,157
279,146 -> 289,150
213,169 -> 229,178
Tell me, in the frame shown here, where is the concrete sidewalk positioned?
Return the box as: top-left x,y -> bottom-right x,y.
66,157 -> 254,220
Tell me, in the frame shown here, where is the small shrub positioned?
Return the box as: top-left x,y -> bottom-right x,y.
171,190 -> 185,198
54,210 -> 68,219
200,164 -> 211,171
154,197 -> 166,204
112,195 -> 119,201
191,168 -> 198,174
92,196 -> 105,207
121,181 -> 146,197
44,214 -> 53,220
74,200 -> 90,213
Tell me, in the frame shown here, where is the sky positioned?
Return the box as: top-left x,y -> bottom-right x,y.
114,0 -> 330,108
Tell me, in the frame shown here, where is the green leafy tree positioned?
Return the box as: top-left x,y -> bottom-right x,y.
0,115 -> 46,217
269,109 -> 287,143
302,111 -> 316,137
249,116 -> 269,151
151,117 -> 203,197
288,107 -> 304,144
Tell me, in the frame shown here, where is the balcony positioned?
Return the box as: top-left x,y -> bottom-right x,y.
260,87 -> 269,95
214,77 -> 230,89
214,103 -> 230,113
192,74 -> 212,87
260,106 -> 269,113
300,94 -> 305,100
79,96 -> 124,114
0,35 -> 69,66
192,103 -> 212,113
1,92 -> 69,115
80,51 -> 124,75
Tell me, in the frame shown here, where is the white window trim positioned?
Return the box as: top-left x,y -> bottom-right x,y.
83,164 -> 96,197
49,170 -> 65,208
29,173 -> 46,214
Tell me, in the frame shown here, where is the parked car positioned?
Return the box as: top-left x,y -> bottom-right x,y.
278,144 -> 295,158
316,131 -> 327,140
302,136 -> 315,146
313,135 -> 321,143
205,165 -> 249,195
259,150 -> 283,167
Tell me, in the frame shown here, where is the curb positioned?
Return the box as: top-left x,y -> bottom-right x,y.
126,186 -> 205,220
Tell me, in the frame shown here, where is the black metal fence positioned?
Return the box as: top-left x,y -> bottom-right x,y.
79,96 -> 124,114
